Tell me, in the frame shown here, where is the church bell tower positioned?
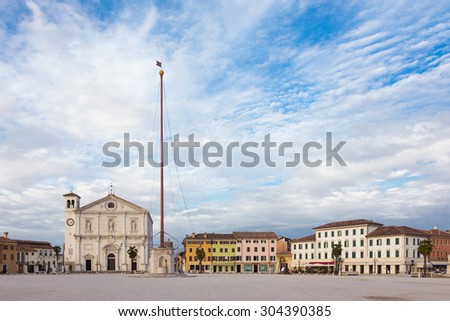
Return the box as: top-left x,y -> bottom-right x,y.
63,192 -> 80,272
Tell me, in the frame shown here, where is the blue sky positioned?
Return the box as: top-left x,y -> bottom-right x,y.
1,0 -> 449,247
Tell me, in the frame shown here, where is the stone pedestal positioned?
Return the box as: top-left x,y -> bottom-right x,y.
149,241 -> 174,274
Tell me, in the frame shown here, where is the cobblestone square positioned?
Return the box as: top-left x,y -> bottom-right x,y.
1,273 -> 449,301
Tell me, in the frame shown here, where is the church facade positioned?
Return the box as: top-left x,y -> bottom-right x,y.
63,192 -> 153,272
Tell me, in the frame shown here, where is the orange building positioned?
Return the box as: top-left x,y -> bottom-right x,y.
183,233 -> 213,273
423,228 -> 450,270
0,232 -> 17,273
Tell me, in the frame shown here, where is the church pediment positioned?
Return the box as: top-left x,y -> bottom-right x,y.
76,194 -> 148,215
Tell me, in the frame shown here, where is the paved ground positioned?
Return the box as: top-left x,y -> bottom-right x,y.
0,273 -> 449,301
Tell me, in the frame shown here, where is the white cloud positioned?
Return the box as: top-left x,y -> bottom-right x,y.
0,1 -> 449,245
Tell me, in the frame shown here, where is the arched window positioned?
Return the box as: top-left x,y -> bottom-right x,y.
71,200 -> 75,208
159,256 -> 165,267
67,200 -> 71,208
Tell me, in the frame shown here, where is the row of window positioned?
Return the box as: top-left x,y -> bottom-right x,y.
188,247 -> 236,253
244,256 -> 276,262
211,241 -> 236,245
431,250 -> 449,258
432,239 -> 450,245
212,256 -> 239,262
187,239 -> 276,245
38,250 -> 53,256
2,254 -> 14,261
187,255 -> 277,262
317,228 -> 365,238
188,246 -> 277,253
369,249 -> 420,259
2,245 -> 15,250
241,240 -> 275,244
294,249 -> 424,261
239,247 -> 275,253
295,237 -> 426,250
294,239 -> 366,250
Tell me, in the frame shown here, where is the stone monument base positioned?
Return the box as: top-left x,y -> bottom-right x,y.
149,242 -> 174,274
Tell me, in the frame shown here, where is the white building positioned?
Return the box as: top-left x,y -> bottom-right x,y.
291,234 -> 317,269
291,219 -> 429,275
64,192 -> 153,272
292,219 -> 383,273
366,226 -> 429,274
16,240 -> 60,273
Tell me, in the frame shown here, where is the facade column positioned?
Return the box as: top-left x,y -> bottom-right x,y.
97,212 -> 101,272
144,213 -> 148,271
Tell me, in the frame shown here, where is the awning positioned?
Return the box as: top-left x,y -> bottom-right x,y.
302,262 -> 334,267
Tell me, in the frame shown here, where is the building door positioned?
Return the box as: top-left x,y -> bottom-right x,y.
131,261 -> 137,271
360,265 -> 364,274
377,265 -> 382,274
86,259 -> 92,271
253,264 -> 258,273
107,254 -> 116,271
236,265 -> 241,273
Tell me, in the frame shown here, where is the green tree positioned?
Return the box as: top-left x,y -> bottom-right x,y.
53,246 -> 61,273
127,246 -> 139,271
196,247 -> 206,272
417,239 -> 433,277
332,243 -> 343,275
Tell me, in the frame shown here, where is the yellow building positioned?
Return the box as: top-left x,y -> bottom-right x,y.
183,233 -> 213,273
211,234 -> 237,273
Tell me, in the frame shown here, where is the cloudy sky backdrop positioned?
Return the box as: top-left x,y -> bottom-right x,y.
1,0 -> 449,247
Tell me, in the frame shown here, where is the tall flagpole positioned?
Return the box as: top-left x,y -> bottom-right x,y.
158,61 -> 165,248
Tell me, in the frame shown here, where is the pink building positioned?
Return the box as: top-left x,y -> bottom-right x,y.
233,232 -> 278,273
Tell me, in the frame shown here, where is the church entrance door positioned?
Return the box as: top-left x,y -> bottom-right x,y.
86,259 -> 92,271
107,254 -> 116,271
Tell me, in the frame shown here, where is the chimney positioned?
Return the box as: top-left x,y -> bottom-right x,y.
3,232 -> 9,238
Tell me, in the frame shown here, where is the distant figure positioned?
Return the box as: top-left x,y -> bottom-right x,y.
86,220 -> 91,231
109,219 -> 115,232
131,220 -> 137,232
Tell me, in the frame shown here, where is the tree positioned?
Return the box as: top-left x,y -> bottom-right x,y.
331,243 -> 343,275
196,247 -> 206,272
53,246 -> 61,273
418,239 -> 433,277
127,246 -> 139,272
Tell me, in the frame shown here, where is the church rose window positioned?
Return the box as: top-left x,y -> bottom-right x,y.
107,202 -> 115,209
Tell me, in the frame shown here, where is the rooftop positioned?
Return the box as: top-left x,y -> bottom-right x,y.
421,229 -> 450,237
232,232 -> 278,239
13,240 -> 53,249
313,219 -> 383,230
366,226 -> 428,238
184,233 -> 235,240
292,234 -> 316,243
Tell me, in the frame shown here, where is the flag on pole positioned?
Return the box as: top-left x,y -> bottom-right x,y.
156,60 -> 162,67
